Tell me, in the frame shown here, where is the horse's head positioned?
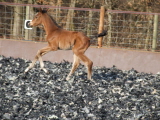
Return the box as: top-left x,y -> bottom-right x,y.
30,8 -> 47,27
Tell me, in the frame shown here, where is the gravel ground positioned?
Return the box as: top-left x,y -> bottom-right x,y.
0,55 -> 160,120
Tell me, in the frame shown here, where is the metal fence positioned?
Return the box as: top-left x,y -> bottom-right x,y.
104,10 -> 160,51
0,2 -> 100,45
1,2 -> 160,52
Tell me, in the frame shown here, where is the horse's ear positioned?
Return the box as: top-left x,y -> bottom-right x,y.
41,8 -> 48,13
39,7 -> 47,13
46,8 -> 50,12
39,7 -> 43,12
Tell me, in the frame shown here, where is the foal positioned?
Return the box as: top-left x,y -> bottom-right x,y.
25,8 -> 105,80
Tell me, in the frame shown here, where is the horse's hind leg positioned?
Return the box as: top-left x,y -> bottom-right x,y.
25,46 -> 52,73
66,54 -> 80,80
75,53 -> 93,80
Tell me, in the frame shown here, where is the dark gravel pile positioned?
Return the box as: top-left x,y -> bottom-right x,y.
0,55 -> 160,120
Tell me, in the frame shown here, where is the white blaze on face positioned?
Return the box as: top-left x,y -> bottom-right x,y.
29,21 -> 32,26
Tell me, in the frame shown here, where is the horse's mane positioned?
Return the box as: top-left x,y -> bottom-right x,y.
48,14 -> 62,28
40,9 -> 61,28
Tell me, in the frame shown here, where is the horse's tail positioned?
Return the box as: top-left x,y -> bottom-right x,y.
90,30 -> 107,39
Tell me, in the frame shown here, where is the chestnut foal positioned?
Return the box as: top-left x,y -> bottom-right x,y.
25,8 -> 105,80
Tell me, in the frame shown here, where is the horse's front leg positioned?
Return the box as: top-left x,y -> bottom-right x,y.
25,46 -> 52,73
24,54 -> 39,73
66,54 -> 80,80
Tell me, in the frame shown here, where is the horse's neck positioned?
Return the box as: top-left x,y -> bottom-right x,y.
42,14 -> 58,35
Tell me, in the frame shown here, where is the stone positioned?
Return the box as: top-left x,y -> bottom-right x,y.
0,55 -> 160,119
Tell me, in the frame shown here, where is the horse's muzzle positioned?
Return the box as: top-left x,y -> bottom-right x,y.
29,21 -> 33,27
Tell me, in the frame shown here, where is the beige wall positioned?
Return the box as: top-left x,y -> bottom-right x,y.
0,39 -> 160,74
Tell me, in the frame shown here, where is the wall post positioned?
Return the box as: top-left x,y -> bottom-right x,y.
97,6 -> 105,48
152,14 -> 158,52
25,6 -> 30,40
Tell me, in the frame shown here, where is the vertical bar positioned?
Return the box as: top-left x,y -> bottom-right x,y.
145,18 -> 152,50
87,10 -> 92,37
10,6 -> 13,39
98,6 -> 105,48
25,6 -> 30,40
152,14 -> 158,52
107,10 -> 112,47
4,5 -> 6,39
66,0 -> 75,30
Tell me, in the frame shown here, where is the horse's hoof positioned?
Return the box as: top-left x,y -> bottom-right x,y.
88,77 -> 93,81
42,68 -> 48,73
66,76 -> 70,81
24,68 -> 29,73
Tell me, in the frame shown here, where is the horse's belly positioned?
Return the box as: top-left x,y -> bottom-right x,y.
58,47 -> 72,50
58,42 -> 73,50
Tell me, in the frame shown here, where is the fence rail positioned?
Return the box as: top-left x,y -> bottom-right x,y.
1,2 -> 160,52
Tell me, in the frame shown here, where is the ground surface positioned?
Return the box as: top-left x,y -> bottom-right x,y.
0,55 -> 160,120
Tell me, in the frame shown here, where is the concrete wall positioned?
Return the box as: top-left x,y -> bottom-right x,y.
0,39 -> 160,74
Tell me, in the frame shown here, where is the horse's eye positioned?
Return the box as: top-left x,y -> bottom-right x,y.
35,16 -> 38,19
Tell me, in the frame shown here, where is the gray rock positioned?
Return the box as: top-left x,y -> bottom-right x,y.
3,113 -> 11,119
0,55 -> 160,120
